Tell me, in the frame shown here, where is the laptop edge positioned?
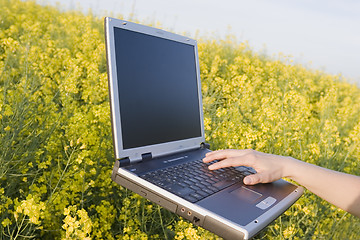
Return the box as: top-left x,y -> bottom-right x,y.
104,17 -> 304,240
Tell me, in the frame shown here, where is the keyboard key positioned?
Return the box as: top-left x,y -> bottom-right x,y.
183,180 -> 193,186
183,195 -> 197,203
189,185 -> 201,191
157,179 -> 172,187
208,186 -> 219,192
196,190 -> 208,197
166,184 -> 194,197
194,176 -> 204,181
200,181 -> 212,187
242,171 -> 252,176
190,193 -> 204,201
205,179 -> 216,184
195,182 -> 207,189
203,188 -> 215,195
213,179 -> 237,190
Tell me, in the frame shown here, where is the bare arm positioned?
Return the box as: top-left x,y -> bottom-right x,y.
203,149 -> 360,218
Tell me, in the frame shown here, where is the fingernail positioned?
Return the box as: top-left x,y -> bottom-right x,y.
244,177 -> 252,185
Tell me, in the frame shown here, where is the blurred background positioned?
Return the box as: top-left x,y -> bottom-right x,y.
2,1 -> 360,239
37,0 -> 360,85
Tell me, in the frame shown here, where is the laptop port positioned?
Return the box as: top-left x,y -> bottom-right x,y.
193,216 -> 200,224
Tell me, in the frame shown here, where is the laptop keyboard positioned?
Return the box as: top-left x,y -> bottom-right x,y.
140,159 -> 256,203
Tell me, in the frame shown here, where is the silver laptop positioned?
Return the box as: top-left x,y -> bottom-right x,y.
104,17 -> 303,239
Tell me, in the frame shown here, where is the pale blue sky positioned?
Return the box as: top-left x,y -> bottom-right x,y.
38,0 -> 360,85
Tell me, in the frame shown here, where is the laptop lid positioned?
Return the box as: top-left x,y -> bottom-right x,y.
105,17 -> 205,163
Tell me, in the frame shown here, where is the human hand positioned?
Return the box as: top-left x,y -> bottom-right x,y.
203,149 -> 293,185
204,149 -> 360,218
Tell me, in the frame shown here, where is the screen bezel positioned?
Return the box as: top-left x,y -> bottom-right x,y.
105,17 -> 205,162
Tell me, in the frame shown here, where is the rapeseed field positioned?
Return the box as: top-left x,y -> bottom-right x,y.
1,0 -> 359,239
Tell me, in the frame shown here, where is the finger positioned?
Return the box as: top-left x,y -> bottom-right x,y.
243,175 -> 257,185
203,149 -> 251,163
243,174 -> 262,185
203,150 -> 227,163
244,173 -> 274,185
208,156 -> 254,170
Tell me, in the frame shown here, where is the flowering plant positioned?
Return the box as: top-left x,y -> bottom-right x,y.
1,0 -> 359,239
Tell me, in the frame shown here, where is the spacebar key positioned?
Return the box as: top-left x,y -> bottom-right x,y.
166,184 -> 194,197
213,179 -> 237,190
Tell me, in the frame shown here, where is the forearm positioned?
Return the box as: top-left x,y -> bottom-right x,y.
284,157 -> 360,217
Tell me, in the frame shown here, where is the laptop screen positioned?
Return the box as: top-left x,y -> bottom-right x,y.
113,27 -> 202,150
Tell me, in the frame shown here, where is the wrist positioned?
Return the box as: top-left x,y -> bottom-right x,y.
281,156 -> 301,180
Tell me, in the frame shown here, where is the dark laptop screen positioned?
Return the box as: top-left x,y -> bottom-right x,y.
114,27 -> 202,149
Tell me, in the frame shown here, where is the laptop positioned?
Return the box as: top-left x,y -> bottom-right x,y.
104,17 -> 303,239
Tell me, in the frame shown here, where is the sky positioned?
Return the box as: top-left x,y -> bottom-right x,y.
38,0 -> 360,85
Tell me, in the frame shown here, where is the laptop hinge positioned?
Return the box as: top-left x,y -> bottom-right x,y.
200,142 -> 211,150
118,157 -> 131,167
141,152 -> 152,161
111,157 -> 130,181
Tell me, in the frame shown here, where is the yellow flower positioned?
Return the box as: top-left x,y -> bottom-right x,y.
1,218 -> 11,227
283,225 -> 296,238
62,205 -> 92,239
303,206 -> 311,215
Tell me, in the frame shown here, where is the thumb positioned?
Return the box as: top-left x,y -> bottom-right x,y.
243,173 -> 266,185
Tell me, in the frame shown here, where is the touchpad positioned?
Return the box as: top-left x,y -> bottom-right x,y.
230,186 -> 262,203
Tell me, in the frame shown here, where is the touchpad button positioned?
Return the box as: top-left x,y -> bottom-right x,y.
230,186 -> 262,203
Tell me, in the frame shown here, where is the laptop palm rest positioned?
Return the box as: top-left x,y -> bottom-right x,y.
197,180 -> 297,226
230,186 -> 263,202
